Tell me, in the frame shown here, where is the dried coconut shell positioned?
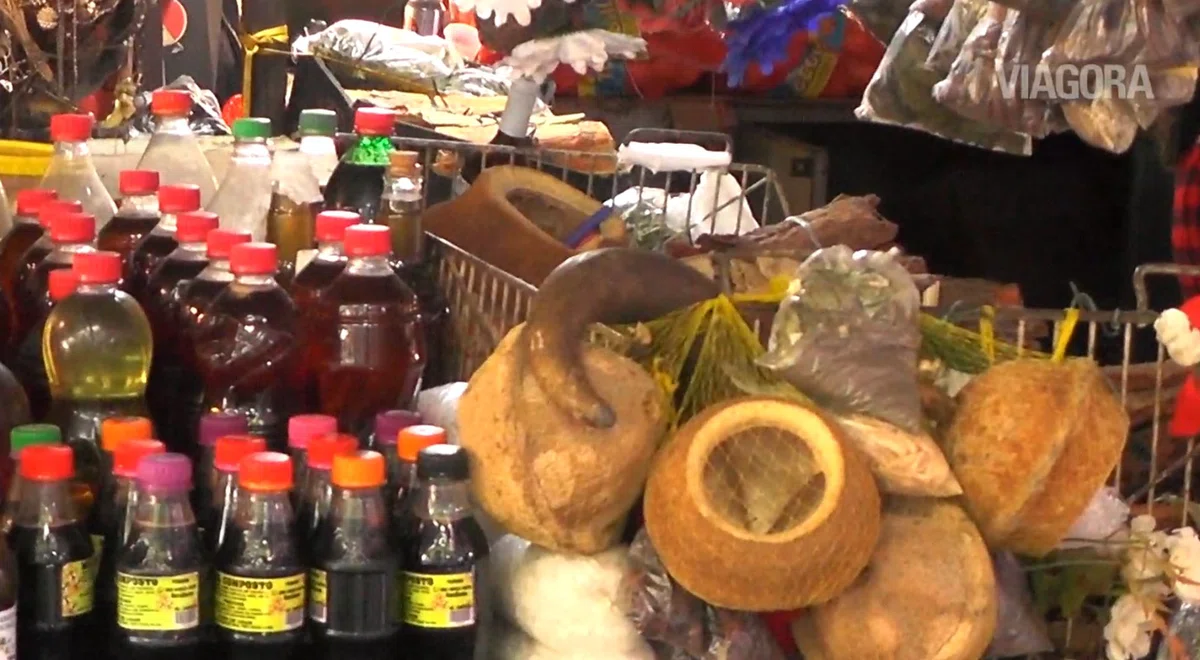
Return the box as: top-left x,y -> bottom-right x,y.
940,358 -> 1128,556
643,397 -> 881,611
791,497 -> 997,660
837,414 -> 962,497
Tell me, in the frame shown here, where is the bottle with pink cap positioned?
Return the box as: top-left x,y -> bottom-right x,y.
39,113 -> 117,224
135,89 -> 219,205
286,414 -> 337,506
191,411 -> 248,524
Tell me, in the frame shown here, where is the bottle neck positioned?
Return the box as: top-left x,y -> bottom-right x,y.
328,485 -> 388,531
156,211 -> 181,232
114,476 -> 136,545
233,273 -> 278,288
314,242 -> 344,259
303,468 -> 332,508
77,282 -> 118,295
53,139 -> 94,162
233,489 -> 294,541
233,138 -> 271,162
346,135 -> 394,166
118,193 -> 159,216
176,241 -> 208,257
199,259 -> 233,281
51,239 -> 92,253
413,477 -> 472,521
133,487 -> 195,528
154,114 -> 193,136
497,78 -> 539,140
344,254 -> 392,276
14,480 -> 79,528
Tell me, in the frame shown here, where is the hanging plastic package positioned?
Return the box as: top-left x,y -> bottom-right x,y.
1044,0 -> 1198,70
925,0 -> 988,71
847,0 -> 952,42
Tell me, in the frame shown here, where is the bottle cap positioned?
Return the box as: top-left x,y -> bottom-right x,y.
314,211 -> 360,243
233,117 -> 271,140
198,412 -> 249,447
288,415 -> 337,449
113,439 -> 166,478
398,424 -> 445,462
307,433 -> 359,470
151,89 -> 192,116
354,107 -> 395,137
48,269 -> 80,301
158,184 -> 202,214
176,211 -> 220,243
74,251 -> 121,284
373,410 -> 421,446
15,189 -> 57,216
332,450 -> 386,488
137,453 -> 192,491
50,114 -> 94,143
229,242 -> 277,275
343,225 -> 391,257
10,424 -> 61,455
20,445 -> 74,481
388,150 -> 420,175
49,212 -> 95,243
299,109 -> 337,137
119,170 -> 160,197
416,443 -> 469,481
215,435 -> 268,470
238,452 -> 292,491
206,229 -> 253,259
100,416 -> 153,452
38,200 -> 83,228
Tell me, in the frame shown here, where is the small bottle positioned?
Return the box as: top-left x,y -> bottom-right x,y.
94,416 -> 155,524
324,108 -> 396,221
391,425 -> 444,525
98,170 -> 162,270
192,412 -> 249,527
293,210 -> 358,409
266,144 -> 322,282
194,243 -> 301,449
286,414 -> 337,504
370,409 -> 421,452
298,109 -> 339,190
209,117 -> 275,241
127,183 -> 202,302
0,423 -> 61,535
459,77 -> 538,185
39,113 -> 117,225
297,433 -> 358,551
116,453 -> 206,657
214,452 -> 306,655
403,0 -> 445,35
136,89 -> 219,205
9,444 -> 96,659
0,189 -> 56,332
201,435 -> 266,557
311,451 -> 397,655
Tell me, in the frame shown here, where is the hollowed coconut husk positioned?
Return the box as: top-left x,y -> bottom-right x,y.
643,396 -> 881,611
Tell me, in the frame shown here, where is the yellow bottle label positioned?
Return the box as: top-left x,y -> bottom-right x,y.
88,535 -> 103,585
403,571 -> 475,628
61,558 -> 94,617
117,572 -> 201,631
215,572 -> 305,633
308,569 -> 327,623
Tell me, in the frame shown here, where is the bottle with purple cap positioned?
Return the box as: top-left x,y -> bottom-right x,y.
192,412 -> 248,526
370,410 -> 420,516
116,452 -> 205,656
286,414 -> 337,507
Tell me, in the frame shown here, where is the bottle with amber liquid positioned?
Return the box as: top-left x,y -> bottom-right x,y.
457,77 -> 538,186
126,184 -> 202,302
98,170 -> 161,271
0,189 -> 56,340
267,144 -> 323,287
324,108 -> 396,222
10,199 -> 83,346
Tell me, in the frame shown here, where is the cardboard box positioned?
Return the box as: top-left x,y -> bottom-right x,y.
736,127 -> 829,220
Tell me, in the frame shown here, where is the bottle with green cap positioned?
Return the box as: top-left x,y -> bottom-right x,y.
298,109 -> 339,190
208,117 -> 275,242
1,423 -> 61,534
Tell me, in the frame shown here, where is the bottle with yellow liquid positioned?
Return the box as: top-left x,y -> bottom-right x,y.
43,250 -> 153,497
267,144 -> 323,288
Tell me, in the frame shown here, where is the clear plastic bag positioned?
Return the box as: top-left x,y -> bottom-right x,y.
1045,0 -> 1199,69
757,246 -> 925,433
1061,96 -> 1140,153
846,0 -> 923,42
926,0 -> 989,71
986,552 -> 1055,658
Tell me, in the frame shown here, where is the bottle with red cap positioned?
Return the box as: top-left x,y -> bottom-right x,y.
43,251 -> 153,497
97,170 -> 161,268
10,199 -> 84,325
297,433 -> 358,550
208,117 -> 275,242
312,225 -> 425,436
39,113 -> 117,224
135,89 -> 219,204
324,107 -> 397,221
202,433 -> 266,556
0,189 -> 56,319
126,183 -> 202,301
9,444 -> 97,658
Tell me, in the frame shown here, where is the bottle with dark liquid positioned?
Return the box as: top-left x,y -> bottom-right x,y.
292,210 -> 358,409
286,414 -> 337,507
213,451 -> 306,659
323,107 -> 396,221
0,503 -> 15,656
0,423 -> 61,535
458,77 -> 538,186
98,170 -> 161,271
126,183 -> 202,302
400,444 -> 488,659
369,410 -> 421,514
9,444 -> 96,660
143,211 -> 219,450
312,225 -> 426,436
297,433 -> 358,551
9,199 -> 82,347
92,417 -> 155,574
115,453 -> 206,659
202,435 -> 266,557
311,450 -> 397,658
192,412 -> 248,529
390,425 -> 443,525
0,188 -> 56,344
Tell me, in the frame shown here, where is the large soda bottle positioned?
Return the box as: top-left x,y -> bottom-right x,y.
136,89 -> 219,205
43,251 -> 153,497
298,109 -> 339,190
8,201 -> 80,358
267,144 -> 322,288
194,243 -> 302,449
208,118 -> 274,241
143,211 -> 219,450
293,210 -> 358,409
324,108 -> 396,221
0,190 -> 56,355
126,183 -> 202,301
39,113 -> 117,225
98,170 -> 161,271
313,225 -> 425,436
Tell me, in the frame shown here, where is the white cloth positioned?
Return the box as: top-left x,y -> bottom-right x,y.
1155,307 -> 1200,367
452,0 -> 565,27
500,30 -> 647,84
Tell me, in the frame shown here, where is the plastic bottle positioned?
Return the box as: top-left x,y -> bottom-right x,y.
201,434 -> 266,557
47,268 -> 80,302
9,444 -> 96,659
311,451 -> 397,655
324,107 -> 396,221
313,225 -> 426,436
10,199 -> 83,331
0,423 -> 61,535
43,251 -> 153,498
298,109 -> 339,190
0,189 -> 56,333
292,210 -> 358,409
390,425 -> 444,526
126,183 -> 202,302
95,416 -> 155,517
266,144 -> 322,282
400,444 -> 489,658
286,414 -> 337,504
194,243 -> 301,449
370,409 -> 421,452
39,113 -> 117,225
208,117 -> 275,241
213,452 -> 306,655
143,210 -> 219,448
98,170 -> 161,271
297,433 -> 358,551
115,453 -> 206,656
136,89 -> 219,205
0,496 -> 15,655
192,412 -> 249,529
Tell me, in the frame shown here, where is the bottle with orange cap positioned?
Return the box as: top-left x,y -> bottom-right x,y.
9,444 -> 97,658
91,417 -> 155,572
297,433 -> 359,550
310,450 -> 397,654
98,170 -> 162,271
213,452 -> 306,654
135,90 -> 220,205
39,113 -> 117,224
388,422 -> 442,523
201,434 -> 266,556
